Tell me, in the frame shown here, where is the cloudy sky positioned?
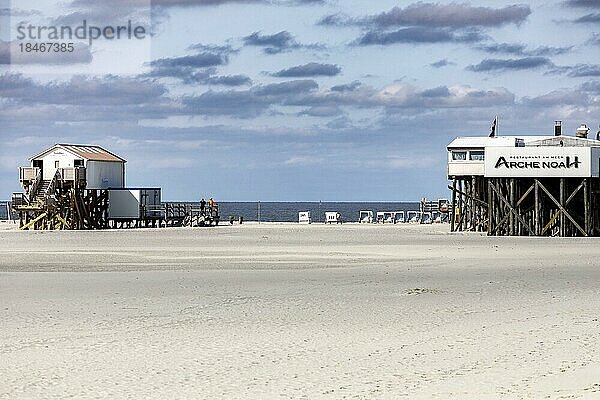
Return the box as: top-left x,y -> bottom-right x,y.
1,0 -> 599,201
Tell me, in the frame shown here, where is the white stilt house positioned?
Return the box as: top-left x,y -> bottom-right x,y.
447,122 -> 600,236
13,144 -> 127,230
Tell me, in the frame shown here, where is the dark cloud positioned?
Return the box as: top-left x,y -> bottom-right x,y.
205,75 -> 253,86
151,53 -> 227,69
289,0 -> 325,4
183,79 -> 319,118
178,80 -> 515,121
317,13 -> 349,26
146,44 -> 250,85
369,3 -> 531,28
320,3 -> 531,28
51,0 -> 329,31
478,42 -> 573,57
331,81 -> 361,92
430,59 -> 455,68
560,64 -> 600,77
525,46 -> 573,57
147,52 -> 227,82
242,31 -> 322,54
286,82 -> 514,110
254,80 -> 318,95
355,27 -> 485,46
563,0 -> 600,8
243,31 -> 298,54
298,106 -> 342,117
588,34 -> 600,46
0,73 -> 167,106
522,87 -> 592,107
467,57 -> 554,72
271,62 -> 341,77
58,0 -> 324,26
70,0 -> 264,8
574,13 -> 600,23
70,0 -> 327,6
420,86 -> 451,98
68,0 -> 329,9
479,42 -> 527,55
188,43 -> 238,54
581,80 -> 600,94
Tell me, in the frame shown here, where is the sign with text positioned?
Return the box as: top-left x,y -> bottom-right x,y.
484,147 -> 592,178
1,0 -> 152,75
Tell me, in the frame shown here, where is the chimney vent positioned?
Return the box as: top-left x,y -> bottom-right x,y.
554,120 -> 562,136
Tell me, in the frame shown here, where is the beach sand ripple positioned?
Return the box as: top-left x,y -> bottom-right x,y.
1,224 -> 599,399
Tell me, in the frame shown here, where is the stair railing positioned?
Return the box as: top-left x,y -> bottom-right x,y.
40,169 -> 62,206
26,168 -> 43,205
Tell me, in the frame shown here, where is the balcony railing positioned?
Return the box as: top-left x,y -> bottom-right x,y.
19,167 -> 39,182
60,167 -> 86,182
19,166 -> 86,182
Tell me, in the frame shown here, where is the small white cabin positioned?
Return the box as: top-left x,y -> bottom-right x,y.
325,212 -> 341,224
407,211 -> 422,223
29,144 -> 126,189
359,210 -> 373,223
298,211 -> 311,224
376,211 -> 405,224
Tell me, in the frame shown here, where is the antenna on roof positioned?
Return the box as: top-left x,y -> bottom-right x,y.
489,116 -> 498,138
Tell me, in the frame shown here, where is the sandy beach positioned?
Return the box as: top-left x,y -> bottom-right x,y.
1,223 -> 600,399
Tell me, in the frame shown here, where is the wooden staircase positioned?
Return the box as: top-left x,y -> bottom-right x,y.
32,180 -> 51,204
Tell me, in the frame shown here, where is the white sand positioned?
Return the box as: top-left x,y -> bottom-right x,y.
0,221 -> 17,231
1,224 -> 600,399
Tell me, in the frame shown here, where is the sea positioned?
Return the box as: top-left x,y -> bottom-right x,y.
216,202 -> 421,223
0,201 -> 420,222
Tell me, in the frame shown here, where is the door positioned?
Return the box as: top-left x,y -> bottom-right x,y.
32,160 -> 43,178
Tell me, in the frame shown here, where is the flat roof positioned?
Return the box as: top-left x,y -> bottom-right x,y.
448,135 -> 600,150
447,136 -> 549,149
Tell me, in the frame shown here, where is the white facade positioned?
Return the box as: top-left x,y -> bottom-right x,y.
485,146 -> 597,178
86,160 -> 125,189
37,149 -> 78,180
447,148 -> 485,177
298,211 -> 311,224
448,135 -> 600,178
30,144 -> 126,189
108,188 -> 161,219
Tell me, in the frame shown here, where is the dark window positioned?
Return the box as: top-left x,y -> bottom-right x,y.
452,151 -> 467,161
74,159 -> 84,167
469,150 -> 485,161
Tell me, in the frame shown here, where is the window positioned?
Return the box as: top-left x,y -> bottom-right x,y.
55,161 -> 59,168
452,151 -> 467,161
469,150 -> 485,161
74,159 -> 84,167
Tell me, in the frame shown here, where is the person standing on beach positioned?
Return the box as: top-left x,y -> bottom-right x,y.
200,198 -> 206,212
209,198 -> 214,208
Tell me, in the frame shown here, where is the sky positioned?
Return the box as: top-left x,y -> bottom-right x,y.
0,0 -> 599,201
